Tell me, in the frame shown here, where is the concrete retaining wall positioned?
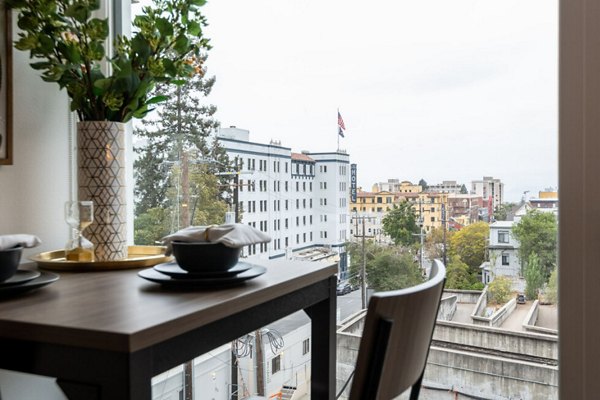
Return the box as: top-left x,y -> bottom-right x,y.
433,321 -> 558,360
438,295 -> 457,321
491,298 -> 516,327
523,300 -> 558,335
425,347 -> 558,400
443,289 -> 482,304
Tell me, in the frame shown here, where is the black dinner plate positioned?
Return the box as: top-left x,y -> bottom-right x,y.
138,265 -> 266,288
153,261 -> 252,279
0,270 -> 41,287
0,271 -> 59,297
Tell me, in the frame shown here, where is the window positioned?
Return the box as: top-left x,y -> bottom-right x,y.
498,231 -> 509,243
302,338 -> 310,355
303,182 -> 306,191
296,199 -> 300,209
271,355 -> 281,374
502,253 -> 509,266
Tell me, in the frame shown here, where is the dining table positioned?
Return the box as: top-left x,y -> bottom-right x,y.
0,258 -> 338,399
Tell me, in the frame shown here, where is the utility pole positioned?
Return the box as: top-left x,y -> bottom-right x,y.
442,203 -> 447,267
181,150 -> 190,227
353,213 -> 374,309
255,330 -> 265,396
361,216 -> 367,309
412,198 -> 426,273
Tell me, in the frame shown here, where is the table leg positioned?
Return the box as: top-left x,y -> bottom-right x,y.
305,275 -> 336,400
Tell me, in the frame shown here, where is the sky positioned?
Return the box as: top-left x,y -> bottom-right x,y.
149,0 -> 559,203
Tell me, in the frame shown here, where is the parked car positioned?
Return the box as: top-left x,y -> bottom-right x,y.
336,282 -> 352,296
516,293 -> 527,304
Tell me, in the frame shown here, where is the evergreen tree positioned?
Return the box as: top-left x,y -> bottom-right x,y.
418,178 -> 428,191
524,252 -> 545,300
134,58 -> 233,242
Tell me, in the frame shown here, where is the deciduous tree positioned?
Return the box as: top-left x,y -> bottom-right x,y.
512,210 -> 557,279
382,201 -> 419,246
367,250 -> 423,291
448,221 -> 489,269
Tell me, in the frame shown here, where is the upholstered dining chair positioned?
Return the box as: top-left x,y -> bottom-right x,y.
348,260 -> 446,400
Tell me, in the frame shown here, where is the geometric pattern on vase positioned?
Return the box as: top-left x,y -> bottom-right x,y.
77,121 -> 128,261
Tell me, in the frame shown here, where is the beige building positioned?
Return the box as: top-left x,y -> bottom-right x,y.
398,193 -> 449,232
371,179 -> 422,194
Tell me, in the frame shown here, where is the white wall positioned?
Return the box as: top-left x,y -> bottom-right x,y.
0,15 -> 71,258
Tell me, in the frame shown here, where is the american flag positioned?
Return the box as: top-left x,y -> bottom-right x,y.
337,111 -> 346,131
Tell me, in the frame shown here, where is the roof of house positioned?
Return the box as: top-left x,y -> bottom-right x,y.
291,152 -> 315,162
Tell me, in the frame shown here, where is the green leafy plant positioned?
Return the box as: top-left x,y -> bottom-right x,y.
488,275 -> 512,305
8,0 -> 210,122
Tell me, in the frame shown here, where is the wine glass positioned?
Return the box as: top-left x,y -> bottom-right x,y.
65,201 -> 95,261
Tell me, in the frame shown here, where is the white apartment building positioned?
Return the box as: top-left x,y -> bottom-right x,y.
471,176 -> 504,210
217,127 -> 350,274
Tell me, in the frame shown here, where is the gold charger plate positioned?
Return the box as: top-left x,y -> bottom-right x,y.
30,246 -> 173,271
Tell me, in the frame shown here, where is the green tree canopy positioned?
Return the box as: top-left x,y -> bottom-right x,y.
448,221 -> 489,269
382,201 -> 419,246
460,184 -> 468,194
445,255 -> 471,289
512,210 -> 558,279
545,268 -> 558,304
367,250 -> 424,291
524,252 -> 545,300
425,227 -> 452,261
493,202 -> 517,221
488,276 -> 512,305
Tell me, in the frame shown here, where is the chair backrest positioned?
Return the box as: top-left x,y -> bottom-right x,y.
349,260 -> 446,400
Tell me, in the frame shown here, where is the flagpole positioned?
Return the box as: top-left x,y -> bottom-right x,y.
337,108 -> 340,151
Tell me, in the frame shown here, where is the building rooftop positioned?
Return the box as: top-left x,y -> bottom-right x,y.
291,152 -> 315,162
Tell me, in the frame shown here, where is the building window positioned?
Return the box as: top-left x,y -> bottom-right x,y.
498,231 -> 509,243
502,253 -> 510,265
271,355 -> 281,374
302,338 -> 310,355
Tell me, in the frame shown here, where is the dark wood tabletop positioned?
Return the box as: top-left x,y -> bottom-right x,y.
0,260 -> 336,351
0,259 -> 338,399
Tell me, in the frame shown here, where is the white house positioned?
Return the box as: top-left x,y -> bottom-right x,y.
482,221 -> 524,291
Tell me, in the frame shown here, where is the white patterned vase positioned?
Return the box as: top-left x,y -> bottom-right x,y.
77,121 -> 127,261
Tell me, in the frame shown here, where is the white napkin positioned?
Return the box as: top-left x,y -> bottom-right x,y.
162,224 -> 271,255
0,234 -> 42,251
